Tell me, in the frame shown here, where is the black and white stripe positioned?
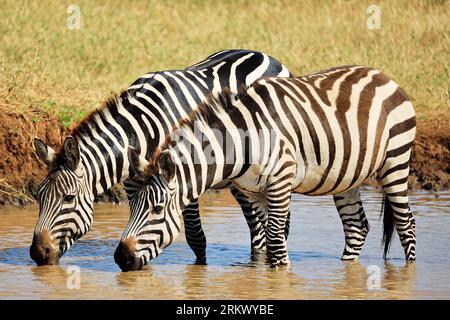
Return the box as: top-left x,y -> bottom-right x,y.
120,65 -> 416,269
30,50 -> 291,265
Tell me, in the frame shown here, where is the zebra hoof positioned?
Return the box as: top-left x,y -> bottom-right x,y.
195,257 -> 207,265
250,250 -> 267,264
341,255 -> 360,261
251,246 -> 267,253
269,256 -> 290,268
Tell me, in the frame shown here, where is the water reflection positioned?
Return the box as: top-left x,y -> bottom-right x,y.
383,262 -> 416,299
328,261 -> 416,299
112,259 -> 417,300
31,265 -> 68,286
0,189 -> 448,299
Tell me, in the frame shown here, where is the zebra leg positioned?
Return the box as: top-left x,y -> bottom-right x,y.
333,187 -> 370,260
285,210 -> 291,240
250,203 -> 291,242
378,159 -> 416,261
265,180 -> 292,268
229,186 -> 267,251
229,185 -> 291,252
182,198 -> 207,265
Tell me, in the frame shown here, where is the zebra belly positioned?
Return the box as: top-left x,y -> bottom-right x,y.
293,174 -> 356,196
291,157 -> 381,196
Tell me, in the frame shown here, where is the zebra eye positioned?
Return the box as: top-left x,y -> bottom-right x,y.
153,205 -> 163,214
64,194 -> 75,202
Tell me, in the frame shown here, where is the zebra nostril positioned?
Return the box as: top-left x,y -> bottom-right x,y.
30,231 -> 59,266
114,238 -> 141,272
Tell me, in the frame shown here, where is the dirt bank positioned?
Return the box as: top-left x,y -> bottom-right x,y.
410,118 -> 450,191
0,110 -> 128,205
0,109 -> 449,205
0,111 -> 66,205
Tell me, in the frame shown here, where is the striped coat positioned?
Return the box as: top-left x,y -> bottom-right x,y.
119,65 -> 416,269
29,50 -> 291,267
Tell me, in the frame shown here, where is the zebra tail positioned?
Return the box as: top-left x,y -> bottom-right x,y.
381,193 -> 395,259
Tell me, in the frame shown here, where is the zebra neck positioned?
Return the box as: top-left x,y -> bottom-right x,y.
72,95 -> 168,197
172,127 -> 245,207
76,135 -> 158,197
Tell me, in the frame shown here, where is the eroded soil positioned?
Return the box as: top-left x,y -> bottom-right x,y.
0,111 -> 66,205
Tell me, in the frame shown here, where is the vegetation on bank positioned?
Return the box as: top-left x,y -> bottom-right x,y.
0,0 -> 449,127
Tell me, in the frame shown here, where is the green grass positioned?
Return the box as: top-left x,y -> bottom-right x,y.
0,0 -> 449,127
41,101 -> 85,128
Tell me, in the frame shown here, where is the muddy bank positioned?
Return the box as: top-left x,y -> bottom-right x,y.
0,110 -> 128,205
410,118 -> 450,191
0,111 -> 66,205
0,110 -> 449,205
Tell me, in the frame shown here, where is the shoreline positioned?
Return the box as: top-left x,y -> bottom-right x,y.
0,185 -> 448,210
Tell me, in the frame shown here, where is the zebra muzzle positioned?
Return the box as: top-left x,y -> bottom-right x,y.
30,231 -> 60,266
114,238 -> 143,272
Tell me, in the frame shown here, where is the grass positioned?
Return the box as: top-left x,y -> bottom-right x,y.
0,0 -> 449,127
41,101 -> 85,128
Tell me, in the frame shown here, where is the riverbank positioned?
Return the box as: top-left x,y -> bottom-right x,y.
0,108 -> 448,206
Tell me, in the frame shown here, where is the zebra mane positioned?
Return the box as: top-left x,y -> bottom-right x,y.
146,86 -> 246,176
71,90 -> 130,137
53,90 -> 129,166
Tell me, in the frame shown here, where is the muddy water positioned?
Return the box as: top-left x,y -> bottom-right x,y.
0,188 -> 449,299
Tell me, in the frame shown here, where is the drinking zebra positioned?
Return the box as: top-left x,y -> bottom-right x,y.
118,65 -> 416,269
29,49 -> 291,267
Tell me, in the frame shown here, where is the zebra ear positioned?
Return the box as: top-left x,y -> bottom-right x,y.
63,136 -> 80,170
128,147 -> 148,178
34,137 -> 56,168
158,150 -> 176,182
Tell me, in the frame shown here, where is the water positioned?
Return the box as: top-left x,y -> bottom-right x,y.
0,188 -> 449,299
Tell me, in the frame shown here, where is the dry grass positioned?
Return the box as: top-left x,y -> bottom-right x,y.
0,0 -> 449,126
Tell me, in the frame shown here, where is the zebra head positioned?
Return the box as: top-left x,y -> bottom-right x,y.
115,148 -> 180,272
30,136 -> 93,266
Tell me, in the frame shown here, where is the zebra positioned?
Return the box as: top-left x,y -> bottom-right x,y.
117,65 -> 417,269
29,49 -> 292,267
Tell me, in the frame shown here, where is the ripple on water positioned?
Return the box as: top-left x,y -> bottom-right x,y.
0,189 -> 449,299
